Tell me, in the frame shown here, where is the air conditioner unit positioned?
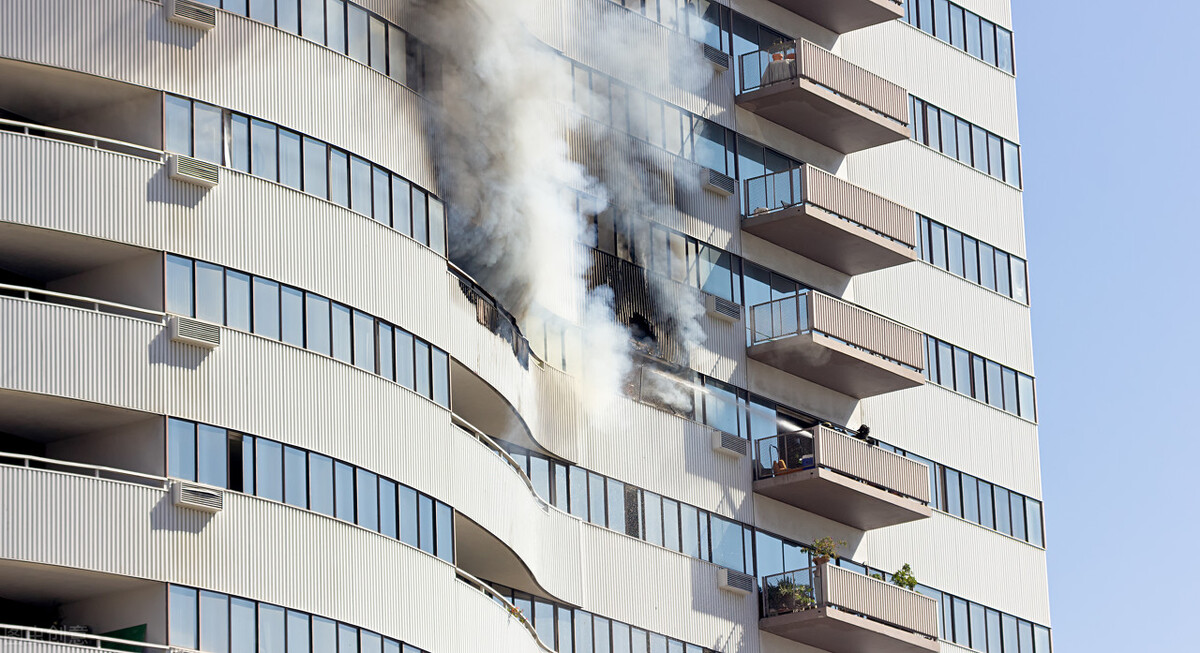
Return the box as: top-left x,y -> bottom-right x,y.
703,44 -> 730,71
705,294 -> 741,324
717,568 -> 754,596
711,430 -> 748,459
168,155 -> 220,188
169,316 -> 221,349
701,167 -> 735,197
165,0 -> 217,30
171,481 -> 224,513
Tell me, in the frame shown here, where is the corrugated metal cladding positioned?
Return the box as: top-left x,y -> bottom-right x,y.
578,522 -> 759,652
843,142 -> 1027,257
859,384 -> 1043,498
557,0 -> 736,130
853,262 -> 1035,373
0,0 -> 437,194
0,134 -> 449,345
839,21 -> 1020,139
0,466 -> 546,653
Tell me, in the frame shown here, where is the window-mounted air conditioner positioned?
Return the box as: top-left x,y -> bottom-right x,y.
169,315 -> 221,349
165,0 -> 217,30
711,430 -> 749,459
171,481 -> 224,513
701,167 -> 735,197
705,294 -> 741,324
168,155 -> 219,188
717,567 -> 754,596
703,44 -> 730,71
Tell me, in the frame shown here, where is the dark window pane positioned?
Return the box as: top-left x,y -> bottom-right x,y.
357,468 -> 379,531
284,445 -> 307,508
309,453 -> 334,516
944,468 -> 962,516
252,277 -> 280,340
305,294 -> 331,355
331,303 -> 352,363
166,254 -> 194,317
197,424 -> 227,488
250,119 -> 278,181
195,261 -> 225,324
226,270 -> 251,332
257,438 -> 283,502
281,286 -> 305,347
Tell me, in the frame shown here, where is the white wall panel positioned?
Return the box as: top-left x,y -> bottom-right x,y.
0,0 -> 436,193
0,133 -> 449,346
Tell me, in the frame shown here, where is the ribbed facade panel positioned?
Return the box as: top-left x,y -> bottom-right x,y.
0,133 -> 449,345
0,0 -> 436,193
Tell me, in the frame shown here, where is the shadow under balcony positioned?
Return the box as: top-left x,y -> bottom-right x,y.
752,426 -> 931,530
736,40 -> 909,154
761,563 -> 939,653
747,292 -> 925,399
765,0 -> 905,34
742,166 -> 917,275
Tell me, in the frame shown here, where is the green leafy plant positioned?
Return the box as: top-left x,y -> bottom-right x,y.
768,577 -> 814,613
891,563 -> 918,591
810,537 -> 846,563
870,573 -> 885,581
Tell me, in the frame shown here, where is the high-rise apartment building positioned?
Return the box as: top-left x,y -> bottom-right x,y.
0,1 -> 1049,653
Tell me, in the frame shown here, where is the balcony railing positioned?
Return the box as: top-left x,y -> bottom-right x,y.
755,426 -> 930,503
0,283 -> 166,323
455,570 -> 555,653
761,564 -> 939,640
0,118 -> 162,161
0,624 -> 171,651
738,40 -> 908,125
749,292 -> 924,371
744,167 -> 916,249
449,266 -> 531,369
0,452 -> 167,488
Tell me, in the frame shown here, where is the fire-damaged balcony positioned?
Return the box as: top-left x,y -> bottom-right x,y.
743,166 -> 917,275
761,563 -> 940,653
764,0 -> 905,34
737,40 -> 909,154
753,425 -> 931,530
748,291 -> 925,399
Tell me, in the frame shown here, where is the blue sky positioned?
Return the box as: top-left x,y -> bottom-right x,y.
1014,0 -> 1200,649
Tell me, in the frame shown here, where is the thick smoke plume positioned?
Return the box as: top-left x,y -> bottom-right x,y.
413,0 -> 714,414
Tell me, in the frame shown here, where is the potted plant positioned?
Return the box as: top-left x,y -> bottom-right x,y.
769,578 -> 814,614
891,563 -> 918,591
810,537 -> 846,566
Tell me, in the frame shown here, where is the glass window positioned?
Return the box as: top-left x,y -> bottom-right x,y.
930,222 -> 947,269
431,348 -> 450,408
1002,614 -> 1019,653
380,478 -> 397,538
962,473 -> 979,523
978,480 -> 995,529
225,270 -> 251,332
378,323 -> 395,381
981,20 -> 997,65
988,133 -> 1005,180
414,339 -> 431,398
933,0 -> 949,38
392,177 -> 412,237
284,611 -> 309,653
970,354 -> 987,401
643,491 -> 663,546
195,261 -> 225,325
309,453 -> 334,516
428,198 -> 447,256
925,103 -> 941,151
1003,368 -> 1019,413
250,119 -> 278,182
1026,499 -> 1044,547
257,439 -> 283,502
956,118 -> 972,165
954,347 -> 972,395
248,0 -> 273,23
279,129 -> 302,190
311,617 -> 336,653
331,303 -> 352,363
997,27 -> 1014,72
962,235 -> 979,283
169,586 -> 198,649
944,468 -> 962,517
588,472 -> 606,527
969,602 -> 987,649
979,243 -> 996,290
1004,141 -> 1022,187
575,612 -> 593,653
230,114 -> 250,172
987,609 -> 1002,652
418,493 -> 435,554
350,156 -> 373,218
399,485 -> 418,546
353,311 -> 376,371
1034,626 -> 1052,653
592,616 -> 611,653
330,149 -> 350,207
949,5 -> 965,48
197,424 -> 227,488
165,96 -> 193,156
569,465 -> 589,519
937,340 -> 953,386
994,486 -> 1012,535
946,229 -> 964,276
241,435 -> 255,495
1011,257 -> 1028,303
395,330 -> 415,389
972,125 -> 989,174
985,360 -> 1003,408
252,277 -> 280,340
435,501 -> 454,562
284,446 -> 307,508
305,294 -> 331,355
952,597 -> 969,645
257,604 -> 285,653
168,418 -> 197,481
347,4 -> 369,64
326,0 -> 346,53
335,461 -> 355,521
338,624 -> 359,653
166,254 -> 194,317
357,468 -> 379,531
1018,374 -> 1036,420
370,167 -> 391,227
965,12 -> 982,58
301,0 -> 324,42
412,188 -> 428,245
230,598 -> 255,653
361,632 -> 383,653
388,26 -> 407,84
194,102 -> 223,164
303,137 -> 327,199
710,515 -> 743,572
1010,493 -> 1027,541
281,286 -> 305,347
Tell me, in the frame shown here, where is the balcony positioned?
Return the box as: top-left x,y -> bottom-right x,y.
747,292 -> 924,399
743,166 -> 917,275
765,0 -> 905,34
737,40 -> 909,154
761,563 -> 939,653
753,426 -> 931,529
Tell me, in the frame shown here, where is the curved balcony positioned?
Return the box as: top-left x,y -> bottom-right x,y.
737,40 -> 909,154
760,563 -> 939,653
748,292 -> 925,399
752,426 -> 930,530
742,166 -> 917,275
765,0 -> 905,34
0,624 -> 169,653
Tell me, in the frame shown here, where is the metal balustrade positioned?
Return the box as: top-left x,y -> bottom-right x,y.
0,118 -> 162,160
0,283 -> 166,323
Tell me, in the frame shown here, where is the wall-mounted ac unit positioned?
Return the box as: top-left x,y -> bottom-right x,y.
165,0 -> 217,30
168,155 -> 219,188
169,316 -> 221,349
703,44 -> 730,71
701,167 -> 735,197
717,568 -> 754,596
711,430 -> 748,459
705,294 -> 741,324
171,481 -> 224,513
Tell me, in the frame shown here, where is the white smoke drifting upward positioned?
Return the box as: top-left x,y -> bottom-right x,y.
413,0 -> 714,413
